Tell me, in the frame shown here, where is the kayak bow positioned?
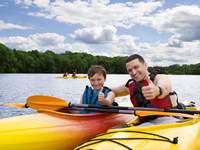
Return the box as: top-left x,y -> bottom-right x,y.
0,109 -> 132,150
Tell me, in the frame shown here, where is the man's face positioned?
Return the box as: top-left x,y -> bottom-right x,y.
126,58 -> 148,82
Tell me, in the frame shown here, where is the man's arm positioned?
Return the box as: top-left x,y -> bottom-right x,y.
111,84 -> 130,97
155,74 -> 172,99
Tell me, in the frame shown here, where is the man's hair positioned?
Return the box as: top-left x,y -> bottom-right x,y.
88,65 -> 107,79
126,54 -> 145,64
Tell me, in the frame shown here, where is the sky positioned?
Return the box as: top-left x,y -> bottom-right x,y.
0,0 -> 200,66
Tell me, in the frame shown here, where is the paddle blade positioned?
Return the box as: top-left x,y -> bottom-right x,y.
136,110 -> 196,119
27,95 -> 70,110
0,103 -> 25,108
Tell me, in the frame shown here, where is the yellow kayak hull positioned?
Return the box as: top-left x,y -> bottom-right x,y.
63,76 -> 87,79
0,109 -> 132,150
56,76 -> 87,79
75,115 -> 200,150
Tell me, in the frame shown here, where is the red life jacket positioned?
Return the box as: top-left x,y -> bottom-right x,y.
126,79 -> 172,109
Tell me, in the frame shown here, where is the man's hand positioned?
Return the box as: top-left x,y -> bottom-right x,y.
142,78 -> 160,100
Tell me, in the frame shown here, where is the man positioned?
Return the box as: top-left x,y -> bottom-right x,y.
112,54 -> 178,110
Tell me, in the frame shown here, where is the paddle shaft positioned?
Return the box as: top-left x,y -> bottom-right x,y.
70,103 -> 200,115
62,107 -> 133,114
62,106 -> 196,118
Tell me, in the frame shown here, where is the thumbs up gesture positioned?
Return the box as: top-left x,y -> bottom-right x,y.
142,77 -> 160,100
98,88 -> 106,104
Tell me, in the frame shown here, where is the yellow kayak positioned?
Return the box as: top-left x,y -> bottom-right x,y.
75,112 -> 200,150
64,75 -> 87,79
0,109 -> 132,150
56,76 -> 87,79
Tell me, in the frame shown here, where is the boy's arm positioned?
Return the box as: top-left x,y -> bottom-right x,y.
98,91 -> 115,106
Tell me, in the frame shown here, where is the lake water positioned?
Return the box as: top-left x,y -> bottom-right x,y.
0,74 -> 200,119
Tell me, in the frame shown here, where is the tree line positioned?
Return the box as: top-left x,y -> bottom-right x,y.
0,43 -> 199,74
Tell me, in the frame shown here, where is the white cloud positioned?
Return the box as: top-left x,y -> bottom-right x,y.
86,34 -> 140,56
0,36 -> 33,50
0,20 -> 31,30
94,36 -> 198,66
15,0 -> 32,6
0,33 -> 91,53
16,0 -> 163,28
143,5 -> 200,42
67,42 -> 91,54
113,35 -> 139,55
151,55 -> 186,65
32,0 -> 50,8
142,40 -> 200,66
1,31 -> 199,66
167,36 -> 183,48
15,0 -> 50,9
31,33 -> 65,47
72,25 -> 143,56
73,25 -> 117,43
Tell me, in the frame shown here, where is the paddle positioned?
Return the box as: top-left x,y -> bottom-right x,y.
1,97 -> 199,115
73,103 -> 200,115
0,103 -> 25,108
1,95 -> 197,118
60,106 -> 196,119
29,96 -> 200,115
0,95 -> 69,110
26,95 -> 69,110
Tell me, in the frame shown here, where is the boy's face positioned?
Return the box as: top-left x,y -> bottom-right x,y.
89,73 -> 105,90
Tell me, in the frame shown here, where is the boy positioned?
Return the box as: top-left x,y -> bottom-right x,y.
81,65 -> 116,106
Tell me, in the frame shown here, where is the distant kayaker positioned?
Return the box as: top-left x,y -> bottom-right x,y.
80,65 -> 117,107
72,71 -> 77,78
63,72 -> 68,77
111,54 -> 179,124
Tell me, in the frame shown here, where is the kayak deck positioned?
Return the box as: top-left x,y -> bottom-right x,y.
75,115 -> 200,150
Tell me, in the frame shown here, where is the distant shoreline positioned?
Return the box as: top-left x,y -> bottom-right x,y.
0,43 -> 200,75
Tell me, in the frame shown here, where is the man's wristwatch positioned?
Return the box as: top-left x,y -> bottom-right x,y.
157,86 -> 162,97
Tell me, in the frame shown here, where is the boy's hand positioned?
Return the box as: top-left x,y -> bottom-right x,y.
98,88 -> 106,104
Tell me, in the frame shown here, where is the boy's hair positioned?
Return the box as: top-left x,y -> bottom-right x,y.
88,65 -> 107,79
126,54 -> 145,64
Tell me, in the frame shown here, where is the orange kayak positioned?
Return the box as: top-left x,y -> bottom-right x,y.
0,109 -> 132,150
